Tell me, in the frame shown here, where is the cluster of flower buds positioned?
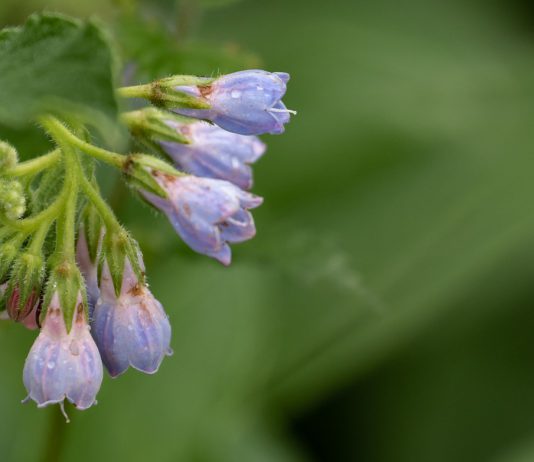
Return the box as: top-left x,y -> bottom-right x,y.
0,68 -> 292,420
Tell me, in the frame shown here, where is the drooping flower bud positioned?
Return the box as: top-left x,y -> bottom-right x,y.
142,173 -> 262,265
173,70 -> 295,135
6,251 -> 44,330
160,121 -> 266,190
6,287 -> 40,330
0,179 -> 26,220
0,141 -> 18,172
91,256 -> 172,378
23,293 -> 103,419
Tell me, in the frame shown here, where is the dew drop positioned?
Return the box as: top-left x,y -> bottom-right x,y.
69,340 -> 80,356
47,361 -> 55,369
231,90 -> 241,99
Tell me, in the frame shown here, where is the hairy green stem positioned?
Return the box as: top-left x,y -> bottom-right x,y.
117,75 -> 211,101
79,172 -> 121,232
28,219 -> 52,254
39,116 -> 126,169
117,83 -> 153,99
4,149 -> 61,178
54,148 -> 78,258
4,189 -> 67,233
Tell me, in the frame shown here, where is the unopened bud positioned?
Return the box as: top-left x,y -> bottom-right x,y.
6,252 -> 44,330
0,179 -> 26,220
0,141 -> 18,172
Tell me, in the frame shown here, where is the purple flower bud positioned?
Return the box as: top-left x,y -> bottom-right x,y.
91,258 -> 172,378
142,174 -> 263,265
161,122 -> 266,190
6,285 -> 40,330
174,70 -> 295,136
76,230 -> 100,317
23,293 -> 103,417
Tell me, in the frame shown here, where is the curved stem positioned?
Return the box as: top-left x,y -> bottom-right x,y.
4,149 -> 61,178
4,190 -> 67,233
39,116 -> 126,169
78,173 -> 122,232
28,219 -> 53,254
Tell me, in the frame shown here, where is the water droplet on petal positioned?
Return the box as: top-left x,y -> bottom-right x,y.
69,340 -> 80,356
231,90 -> 241,99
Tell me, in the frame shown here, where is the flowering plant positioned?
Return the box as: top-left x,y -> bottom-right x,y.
0,13 -> 293,421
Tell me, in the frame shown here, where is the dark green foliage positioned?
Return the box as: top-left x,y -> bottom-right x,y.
0,13 -> 119,139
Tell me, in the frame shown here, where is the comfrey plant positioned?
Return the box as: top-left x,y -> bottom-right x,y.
0,39 -> 294,419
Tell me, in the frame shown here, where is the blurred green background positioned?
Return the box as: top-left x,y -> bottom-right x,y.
2,0 -> 534,461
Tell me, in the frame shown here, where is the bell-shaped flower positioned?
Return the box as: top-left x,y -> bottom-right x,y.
142,174 -> 262,265
23,293 -> 103,419
161,122 -> 266,190
91,257 -> 172,378
174,70 -> 295,135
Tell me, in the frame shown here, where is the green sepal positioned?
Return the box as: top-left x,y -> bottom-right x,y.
123,153 -> 181,198
123,108 -> 192,156
43,256 -> 86,332
158,75 -> 214,88
99,228 -> 144,297
82,205 -> 103,263
6,251 -> 45,317
0,141 -> 18,173
0,284 -> 6,312
150,76 -> 214,110
0,235 -> 25,282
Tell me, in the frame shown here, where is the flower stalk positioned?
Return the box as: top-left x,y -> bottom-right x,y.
1,66 -> 293,419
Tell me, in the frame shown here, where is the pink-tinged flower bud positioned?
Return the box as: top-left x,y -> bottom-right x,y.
6,285 -> 40,330
142,174 -> 263,265
23,293 -> 103,418
91,257 -> 172,378
5,251 -> 44,330
174,70 -> 295,135
161,122 -> 266,190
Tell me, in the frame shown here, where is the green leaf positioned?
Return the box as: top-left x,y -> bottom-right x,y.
0,13 -> 119,140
